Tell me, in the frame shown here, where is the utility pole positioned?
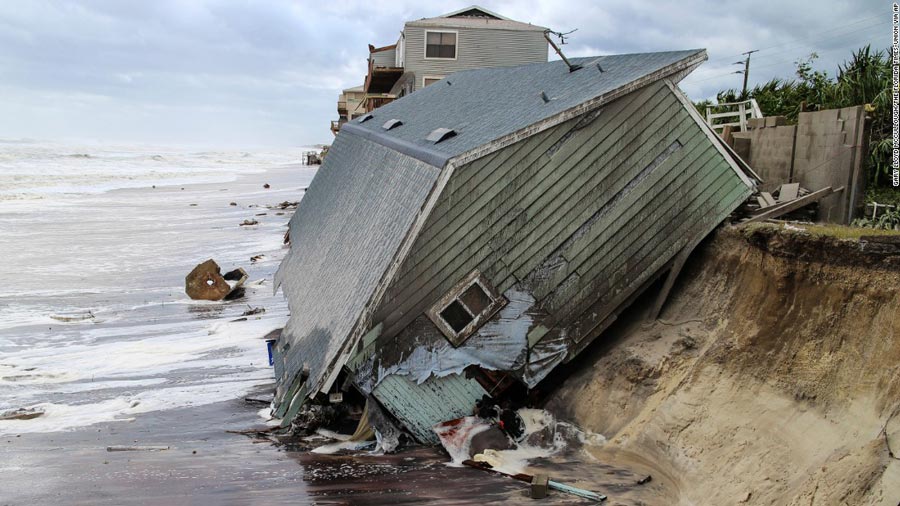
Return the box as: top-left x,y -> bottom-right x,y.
733,50 -> 759,98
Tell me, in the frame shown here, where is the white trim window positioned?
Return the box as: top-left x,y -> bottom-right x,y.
424,30 -> 457,60
427,270 -> 506,347
422,75 -> 445,87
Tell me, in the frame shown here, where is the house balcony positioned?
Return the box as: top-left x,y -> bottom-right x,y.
365,94 -> 396,112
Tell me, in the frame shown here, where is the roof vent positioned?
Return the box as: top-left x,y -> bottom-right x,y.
540,91 -> 551,103
426,128 -> 457,144
358,113 -> 374,123
596,63 -> 605,73
382,119 -> 403,130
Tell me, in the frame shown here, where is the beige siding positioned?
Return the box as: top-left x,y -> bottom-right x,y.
371,47 -> 397,68
403,24 -> 547,90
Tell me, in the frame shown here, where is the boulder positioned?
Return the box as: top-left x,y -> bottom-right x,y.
185,259 -> 232,301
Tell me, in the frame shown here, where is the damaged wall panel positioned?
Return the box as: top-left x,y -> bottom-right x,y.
373,373 -> 487,444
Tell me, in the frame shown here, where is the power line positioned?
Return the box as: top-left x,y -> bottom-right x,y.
704,14 -> 884,65
688,26 -> 885,85
744,20 -> 890,64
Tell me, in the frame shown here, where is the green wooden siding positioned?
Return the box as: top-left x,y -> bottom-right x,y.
372,373 -> 486,444
371,79 -> 751,351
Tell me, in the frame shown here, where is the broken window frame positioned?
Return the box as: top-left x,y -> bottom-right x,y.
427,270 -> 506,347
424,30 -> 457,60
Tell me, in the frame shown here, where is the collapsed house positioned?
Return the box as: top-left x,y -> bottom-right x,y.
271,49 -> 756,444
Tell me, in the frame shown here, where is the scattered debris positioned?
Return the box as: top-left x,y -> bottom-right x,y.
223,268 -> 247,281
0,407 -> 45,421
242,306 -> 265,316
304,151 -> 323,165
272,201 -> 299,210
743,186 -> 840,225
240,219 -> 259,227
106,445 -> 170,452
263,183 -> 271,189
757,191 -> 776,209
184,259 -> 247,301
49,311 -> 95,323
637,475 -> 653,485
244,396 -> 274,406
779,183 -> 800,202
189,203 -> 197,207
250,254 -> 265,263
229,202 -> 238,206
463,459 -> 606,502
531,473 -> 549,499
255,213 -> 267,216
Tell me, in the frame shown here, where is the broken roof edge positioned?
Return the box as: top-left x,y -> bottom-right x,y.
444,49 -> 708,170
369,43 -> 397,53
341,122 -> 451,169
664,79 -> 760,188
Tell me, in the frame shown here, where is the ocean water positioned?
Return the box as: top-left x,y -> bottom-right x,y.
0,140 -> 317,435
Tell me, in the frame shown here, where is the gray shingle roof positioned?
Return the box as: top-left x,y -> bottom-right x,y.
274,134 -> 440,399
341,50 -> 706,168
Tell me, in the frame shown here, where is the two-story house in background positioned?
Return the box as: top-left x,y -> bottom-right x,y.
331,5 -> 548,135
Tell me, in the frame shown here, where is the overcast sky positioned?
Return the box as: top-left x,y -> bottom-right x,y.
0,1 -> 887,147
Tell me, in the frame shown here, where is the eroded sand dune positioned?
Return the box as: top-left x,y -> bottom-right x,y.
546,225 -> 900,505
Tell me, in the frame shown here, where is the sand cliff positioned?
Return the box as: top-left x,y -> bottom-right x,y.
545,224 -> 900,505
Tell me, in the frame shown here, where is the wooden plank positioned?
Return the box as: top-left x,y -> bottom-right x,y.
742,186 -> 833,224
649,238 -> 699,321
778,183 -> 800,202
759,191 -> 777,207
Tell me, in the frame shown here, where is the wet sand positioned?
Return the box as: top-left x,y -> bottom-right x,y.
0,388 -> 538,505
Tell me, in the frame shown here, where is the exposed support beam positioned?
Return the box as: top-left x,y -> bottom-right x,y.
649,236 -> 702,321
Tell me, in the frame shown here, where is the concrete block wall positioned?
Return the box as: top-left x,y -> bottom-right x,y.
732,118 -> 796,193
792,106 -> 866,224
729,106 -> 866,223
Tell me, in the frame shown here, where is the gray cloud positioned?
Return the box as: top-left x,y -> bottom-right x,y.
0,0 -> 887,147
